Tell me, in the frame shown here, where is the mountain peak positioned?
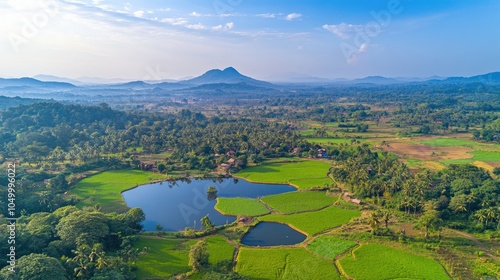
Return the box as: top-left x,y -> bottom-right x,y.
223,67 -> 239,73
184,67 -> 271,86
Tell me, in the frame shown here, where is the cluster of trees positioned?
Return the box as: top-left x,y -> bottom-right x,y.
0,206 -> 146,279
474,118 -> 500,142
0,103 -> 314,172
181,83 -> 500,141
330,144 -> 500,232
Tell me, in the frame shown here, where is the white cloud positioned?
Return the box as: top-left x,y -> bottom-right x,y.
212,22 -> 233,31
257,13 -> 275,18
133,10 -> 145,18
186,23 -> 206,30
190,11 -> 201,17
212,25 -> 223,31
323,23 -> 363,39
160,17 -> 188,26
359,43 -> 367,52
285,13 -> 302,21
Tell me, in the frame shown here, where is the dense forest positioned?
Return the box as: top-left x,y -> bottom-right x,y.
0,82 -> 499,279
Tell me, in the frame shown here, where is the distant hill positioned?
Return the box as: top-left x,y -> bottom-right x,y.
34,75 -> 86,86
443,72 -> 500,84
106,81 -> 153,89
0,77 -> 76,89
178,82 -> 272,92
347,76 -> 400,85
0,96 -> 48,110
183,67 -> 272,87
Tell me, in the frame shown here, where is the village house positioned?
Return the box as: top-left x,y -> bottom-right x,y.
317,148 -> 328,158
138,161 -> 158,172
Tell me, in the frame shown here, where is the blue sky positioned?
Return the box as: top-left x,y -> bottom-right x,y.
1,0 -> 499,81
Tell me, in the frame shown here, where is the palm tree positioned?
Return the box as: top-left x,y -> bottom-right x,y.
381,210 -> 392,228
474,210 -> 487,226
71,245 -> 90,278
38,191 -> 51,207
485,208 -> 496,227
88,244 -> 108,270
368,212 -> 381,233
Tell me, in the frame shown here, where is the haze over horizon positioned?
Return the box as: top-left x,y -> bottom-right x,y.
1,0 -> 499,81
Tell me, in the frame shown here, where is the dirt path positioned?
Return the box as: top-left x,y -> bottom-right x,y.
226,238 -> 240,266
450,229 -> 499,262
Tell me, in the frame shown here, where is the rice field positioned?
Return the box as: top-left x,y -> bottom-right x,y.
261,191 -> 337,214
236,247 -> 341,280
307,235 -> 357,260
288,177 -> 334,190
338,244 -> 450,280
236,160 -> 331,190
259,206 -> 360,236
215,197 -> 270,216
204,235 -> 235,266
70,170 -> 166,212
472,151 -> 500,162
133,237 -> 196,279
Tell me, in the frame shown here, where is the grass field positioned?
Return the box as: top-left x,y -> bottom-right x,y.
236,161 -> 331,190
422,138 -> 482,147
472,151 -> 500,162
215,198 -> 270,216
441,158 -> 475,165
71,170 -> 166,212
288,177 -> 334,190
307,235 -> 357,260
133,237 -> 195,279
204,235 -> 235,266
261,191 -> 337,214
420,138 -> 500,164
259,206 -> 360,236
236,247 -> 340,280
338,244 -> 450,280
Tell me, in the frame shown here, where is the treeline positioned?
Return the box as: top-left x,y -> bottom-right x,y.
183,83 -> 500,141
329,144 -> 500,232
0,103 -> 312,171
0,206 -> 146,279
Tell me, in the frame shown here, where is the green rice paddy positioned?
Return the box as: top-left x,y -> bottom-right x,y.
215,197 -> 270,216
236,247 -> 341,280
338,244 -> 450,280
261,191 -> 337,214
259,206 -> 360,236
236,160 -> 331,190
307,235 -> 357,260
133,237 -> 195,279
71,170 -> 166,212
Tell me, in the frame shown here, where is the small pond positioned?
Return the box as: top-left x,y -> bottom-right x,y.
122,178 -> 295,231
241,222 -> 307,246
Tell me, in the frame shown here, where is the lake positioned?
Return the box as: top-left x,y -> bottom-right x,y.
122,178 -> 296,231
241,222 -> 307,246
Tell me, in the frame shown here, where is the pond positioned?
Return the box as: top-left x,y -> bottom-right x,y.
241,222 -> 307,246
122,178 -> 296,231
